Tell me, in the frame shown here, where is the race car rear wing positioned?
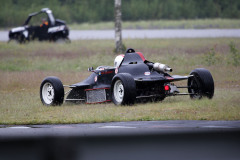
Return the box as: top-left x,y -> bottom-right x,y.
165,75 -> 193,82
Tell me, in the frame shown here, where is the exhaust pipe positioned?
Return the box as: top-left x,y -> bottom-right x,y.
153,63 -> 172,72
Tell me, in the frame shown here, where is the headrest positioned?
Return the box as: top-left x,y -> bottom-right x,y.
125,48 -> 135,53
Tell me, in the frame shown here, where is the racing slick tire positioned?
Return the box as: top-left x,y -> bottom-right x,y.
40,76 -> 64,106
111,73 -> 136,105
188,68 -> 214,99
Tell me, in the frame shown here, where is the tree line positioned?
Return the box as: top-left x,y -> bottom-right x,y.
1,0 -> 240,27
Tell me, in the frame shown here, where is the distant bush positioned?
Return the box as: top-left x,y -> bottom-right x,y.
229,41 -> 240,66
203,48 -> 218,66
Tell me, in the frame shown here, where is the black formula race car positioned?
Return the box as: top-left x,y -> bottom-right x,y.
40,48 -> 214,106
9,8 -> 70,43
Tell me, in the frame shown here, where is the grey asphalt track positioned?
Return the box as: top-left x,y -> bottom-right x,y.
1,29 -> 240,41
0,121 -> 240,160
70,29 -> 240,40
0,120 -> 240,138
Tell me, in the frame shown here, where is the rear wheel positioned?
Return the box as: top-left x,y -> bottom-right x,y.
55,38 -> 71,43
52,33 -> 71,43
188,68 -> 214,99
111,73 -> 136,105
40,76 -> 64,106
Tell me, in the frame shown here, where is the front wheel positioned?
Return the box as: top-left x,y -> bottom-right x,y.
188,68 -> 214,99
111,73 -> 136,105
8,34 -> 26,44
40,76 -> 64,106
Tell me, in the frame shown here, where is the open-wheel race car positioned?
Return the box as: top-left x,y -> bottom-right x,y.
40,48 -> 214,106
9,8 -> 70,43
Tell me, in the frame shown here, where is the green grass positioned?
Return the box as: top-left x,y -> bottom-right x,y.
2,19 -> 240,30
0,89 -> 239,125
69,19 -> 240,30
0,38 -> 240,124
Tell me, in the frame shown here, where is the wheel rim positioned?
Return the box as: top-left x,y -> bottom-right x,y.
42,82 -> 55,105
113,80 -> 124,103
190,77 -> 202,99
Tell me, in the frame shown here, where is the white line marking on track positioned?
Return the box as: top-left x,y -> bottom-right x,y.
8,126 -> 30,129
202,125 -> 234,128
99,126 -> 136,129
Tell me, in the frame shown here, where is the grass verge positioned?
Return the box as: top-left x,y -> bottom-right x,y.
69,19 -> 240,30
0,89 -> 239,125
0,38 -> 240,124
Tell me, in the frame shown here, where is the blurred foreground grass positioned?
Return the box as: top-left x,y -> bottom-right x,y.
0,38 -> 240,124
